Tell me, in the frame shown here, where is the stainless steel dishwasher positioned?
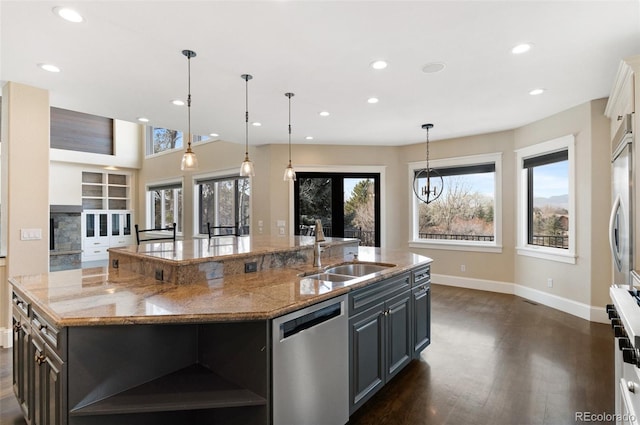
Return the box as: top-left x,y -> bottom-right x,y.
272,294 -> 349,425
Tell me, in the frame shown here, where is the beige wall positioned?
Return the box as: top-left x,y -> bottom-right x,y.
139,98 -> 611,313
399,130 -> 517,284
513,99 -> 611,306
1,82 -> 51,345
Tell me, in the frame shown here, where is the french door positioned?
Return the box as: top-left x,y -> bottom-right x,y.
294,172 -> 380,247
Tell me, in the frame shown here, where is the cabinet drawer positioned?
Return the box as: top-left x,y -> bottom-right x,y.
412,265 -> 430,288
350,272 -> 410,316
12,291 -> 29,317
32,311 -> 60,353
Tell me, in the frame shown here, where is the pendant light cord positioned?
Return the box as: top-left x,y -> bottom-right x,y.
187,53 -> 192,149
286,92 -> 294,165
245,76 -> 249,157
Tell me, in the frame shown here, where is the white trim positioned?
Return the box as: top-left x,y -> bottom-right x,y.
0,327 -> 11,348
409,240 -> 503,253
408,152 -> 502,250
515,134 -> 576,263
516,246 -> 577,264
290,165 -> 387,246
432,273 -> 607,323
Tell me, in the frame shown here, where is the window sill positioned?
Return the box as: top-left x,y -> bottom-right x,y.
409,240 -> 503,253
516,246 -> 576,264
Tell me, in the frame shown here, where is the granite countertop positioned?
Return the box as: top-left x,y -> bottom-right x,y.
10,247 -> 432,327
109,235 -> 353,265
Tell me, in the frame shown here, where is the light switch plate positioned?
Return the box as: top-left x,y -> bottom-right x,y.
20,228 -> 42,240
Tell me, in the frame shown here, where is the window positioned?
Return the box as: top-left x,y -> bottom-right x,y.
196,175 -> 250,236
147,182 -> 183,233
146,127 -> 211,156
409,153 -> 502,252
294,172 -> 381,247
516,135 -> 575,263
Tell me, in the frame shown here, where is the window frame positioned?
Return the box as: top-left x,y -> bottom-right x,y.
408,152 -> 503,253
515,134 -> 576,264
144,126 -> 215,158
193,169 -> 252,238
145,178 -> 184,235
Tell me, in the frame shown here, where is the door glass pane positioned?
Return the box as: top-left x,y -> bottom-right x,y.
344,178 -> 376,246
99,214 -> 108,237
124,213 -> 131,236
86,214 -> 95,238
298,177 -> 332,236
111,214 -> 120,236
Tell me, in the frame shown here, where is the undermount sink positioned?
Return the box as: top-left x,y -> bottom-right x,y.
301,272 -> 354,282
300,262 -> 396,283
324,262 -> 395,277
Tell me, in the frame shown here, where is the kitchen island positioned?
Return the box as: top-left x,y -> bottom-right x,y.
10,236 -> 432,425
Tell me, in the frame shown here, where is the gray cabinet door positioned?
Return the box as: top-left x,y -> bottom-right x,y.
412,284 -> 431,358
350,302 -> 385,413
31,332 -> 66,425
386,290 -> 412,380
12,311 -> 32,420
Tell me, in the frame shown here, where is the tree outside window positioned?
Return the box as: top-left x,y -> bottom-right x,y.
417,165 -> 495,242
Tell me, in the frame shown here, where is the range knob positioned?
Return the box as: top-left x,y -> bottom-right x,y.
607,304 -> 618,319
620,337 -> 632,350
612,318 -> 622,329
622,347 -> 638,365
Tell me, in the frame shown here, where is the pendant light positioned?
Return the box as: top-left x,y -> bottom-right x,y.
239,74 -> 255,176
413,123 -> 444,204
283,92 -> 296,181
180,49 -> 199,171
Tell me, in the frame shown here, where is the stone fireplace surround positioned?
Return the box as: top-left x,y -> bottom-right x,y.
50,205 -> 82,271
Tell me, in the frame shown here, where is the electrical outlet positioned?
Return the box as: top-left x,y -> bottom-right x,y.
460,264 -> 466,272
547,278 -> 553,288
279,227 -> 285,235
245,262 -> 257,273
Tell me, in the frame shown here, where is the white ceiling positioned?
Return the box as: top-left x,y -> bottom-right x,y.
1,1 -> 639,147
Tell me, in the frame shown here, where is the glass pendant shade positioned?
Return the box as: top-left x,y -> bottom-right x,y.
240,155 -> 255,177
181,139 -> 198,171
283,162 -> 296,181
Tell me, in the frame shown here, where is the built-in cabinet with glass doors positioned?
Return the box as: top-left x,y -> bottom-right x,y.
81,171 -> 133,261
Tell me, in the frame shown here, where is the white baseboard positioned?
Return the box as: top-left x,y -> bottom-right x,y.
0,327 -> 12,348
432,273 -> 609,324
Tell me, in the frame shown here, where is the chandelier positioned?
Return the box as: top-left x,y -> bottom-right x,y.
413,123 -> 444,204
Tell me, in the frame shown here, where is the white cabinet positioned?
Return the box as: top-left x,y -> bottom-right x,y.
82,171 -> 131,210
109,211 -> 133,248
82,210 -> 133,261
81,171 -> 133,261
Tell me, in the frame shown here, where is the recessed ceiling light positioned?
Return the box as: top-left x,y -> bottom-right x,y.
305,136 -> 314,140
53,7 -> 84,23
370,60 -> 388,70
529,88 -> 545,96
252,122 -> 262,127
319,111 -> 330,117
511,43 -> 533,55
209,133 -> 219,137
367,97 -> 379,104
137,117 -> 149,123
171,99 -> 185,106
422,62 -> 446,74
38,63 -> 60,73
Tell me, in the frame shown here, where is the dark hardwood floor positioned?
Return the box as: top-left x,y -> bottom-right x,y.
0,284 -> 613,425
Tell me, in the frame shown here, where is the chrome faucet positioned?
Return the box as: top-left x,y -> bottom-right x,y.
314,219 -> 326,267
